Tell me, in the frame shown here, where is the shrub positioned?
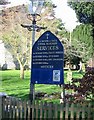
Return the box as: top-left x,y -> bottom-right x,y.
64,67 -> 94,103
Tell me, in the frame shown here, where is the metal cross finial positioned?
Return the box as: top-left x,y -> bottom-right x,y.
46,33 -> 49,39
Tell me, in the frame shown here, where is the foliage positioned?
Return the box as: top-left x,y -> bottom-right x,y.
68,2 -> 94,24
3,28 -> 30,67
72,24 -> 93,62
1,5 -> 32,79
63,37 -> 88,62
66,2 -> 94,102
68,2 -> 94,53
1,5 -> 29,37
65,67 -> 94,102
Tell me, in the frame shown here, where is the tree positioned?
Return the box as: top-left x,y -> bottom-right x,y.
68,2 -> 94,66
3,27 -> 31,79
1,5 -> 31,79
68,2 -> 94,24
1,1 -> 68,79
64,2 -> 94,102
72,24 -> 93,62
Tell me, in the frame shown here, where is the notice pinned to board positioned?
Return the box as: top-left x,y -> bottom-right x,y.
53,70 -> 60,82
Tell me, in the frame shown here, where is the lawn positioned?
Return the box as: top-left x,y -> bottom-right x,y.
0,70 -> 84,102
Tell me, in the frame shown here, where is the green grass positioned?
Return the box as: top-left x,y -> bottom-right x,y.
0,70 -> 30,100
0,70 -> 84,102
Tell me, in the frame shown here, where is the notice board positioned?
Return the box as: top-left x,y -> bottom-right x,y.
31,31 -> 64,84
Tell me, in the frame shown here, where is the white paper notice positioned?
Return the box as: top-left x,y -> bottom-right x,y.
53,70 -> 60,81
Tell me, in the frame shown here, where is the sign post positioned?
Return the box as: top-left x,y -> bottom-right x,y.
30,17 -> 36,102
31,31 -> 64,85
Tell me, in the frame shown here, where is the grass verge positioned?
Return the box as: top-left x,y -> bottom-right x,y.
0,70 -> 84,102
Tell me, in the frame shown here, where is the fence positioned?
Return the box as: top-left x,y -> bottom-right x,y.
1,97 -> 94,119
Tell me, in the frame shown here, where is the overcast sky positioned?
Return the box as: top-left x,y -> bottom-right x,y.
51,0 -> 79,31
5,0 -> 79,31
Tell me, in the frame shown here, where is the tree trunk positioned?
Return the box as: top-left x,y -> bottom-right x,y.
20,65 -> 24,79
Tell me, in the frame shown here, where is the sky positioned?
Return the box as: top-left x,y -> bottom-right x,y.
6,0 -> 79,31
51,0 -> 80,31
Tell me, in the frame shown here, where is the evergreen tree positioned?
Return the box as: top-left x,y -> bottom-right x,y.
68,2 -> 94,66
72,24 -> 93,62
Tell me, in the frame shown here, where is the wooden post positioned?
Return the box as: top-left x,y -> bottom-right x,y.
27,100 -> 31,119
19,100 -> 23,119
0,97 -> 2,120
63,85 -> 66,104
40,101 -> 43,119
70,103 -> 74,119
54,104 -> 58,119
48,102 -> 53,119
36,101 -> 39,119
44,102 -> 47,119
60,103 -> 64,119
65,103 -> 69,119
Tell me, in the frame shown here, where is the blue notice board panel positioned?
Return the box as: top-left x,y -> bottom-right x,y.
31,31 -> 64,84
